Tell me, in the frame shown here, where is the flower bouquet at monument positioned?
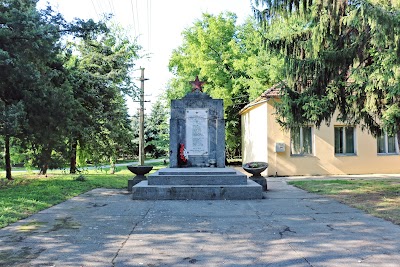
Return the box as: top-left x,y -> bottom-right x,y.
178,143 -> 189,167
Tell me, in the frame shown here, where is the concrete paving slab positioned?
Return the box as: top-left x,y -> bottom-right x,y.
1,177 -> 400,266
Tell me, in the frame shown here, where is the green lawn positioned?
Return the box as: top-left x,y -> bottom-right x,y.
289,179 -> 400,225
0,162 -> 166,228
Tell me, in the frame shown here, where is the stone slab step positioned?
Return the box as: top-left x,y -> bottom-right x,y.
148,167 -> 247,185
148,174 -> 247,185
131,180 -> 263,200
157,168 -> 237,176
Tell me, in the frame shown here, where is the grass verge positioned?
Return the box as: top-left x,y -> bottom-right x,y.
289,179 -> 400,225
0,162 -> 166,229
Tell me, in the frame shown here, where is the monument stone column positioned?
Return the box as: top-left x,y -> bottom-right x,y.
169,77 -> 225,168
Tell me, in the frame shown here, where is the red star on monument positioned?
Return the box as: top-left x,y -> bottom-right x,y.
190,76 -> 206,92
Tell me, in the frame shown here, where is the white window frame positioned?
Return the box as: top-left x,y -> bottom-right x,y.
290,126 -> 314,156
377,132 -> 399,155
334,126 -> 357,155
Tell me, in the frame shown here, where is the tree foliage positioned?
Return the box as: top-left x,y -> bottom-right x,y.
66,25 -> 140,173
0,1 -> 140,178
168,13 -> 283,157
252,0 -> 400,139
0,0 -> 70,177
145,98 -> 169,158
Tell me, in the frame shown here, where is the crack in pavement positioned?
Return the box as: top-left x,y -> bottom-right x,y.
306,205 -> 316,211
288,243 -> 314,267
326,224 -> 335,231
111,205 -> 154,267
279,226 -> 297,238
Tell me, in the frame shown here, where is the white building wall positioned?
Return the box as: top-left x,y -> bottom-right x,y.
241,103 -> 269,169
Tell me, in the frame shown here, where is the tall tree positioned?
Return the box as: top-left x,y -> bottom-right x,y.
23,68 -> 74,175
145,98 -> 169,158
252,0 -> 400,141
66,25 -> 140,173
0,0 -> 68,178
0,0 -> 111,177
168,13 -> 282,157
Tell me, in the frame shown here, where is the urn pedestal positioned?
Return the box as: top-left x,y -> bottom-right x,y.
127,165 -> 153,191
242,162 -> 268,191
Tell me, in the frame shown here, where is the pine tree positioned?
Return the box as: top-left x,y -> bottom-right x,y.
66,25 -> 140,173
0,0 -> 67,178
146,98 -> 169,158
252,0 -> 400,140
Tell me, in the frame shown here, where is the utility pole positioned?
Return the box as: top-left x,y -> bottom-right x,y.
138,67 -> 148,166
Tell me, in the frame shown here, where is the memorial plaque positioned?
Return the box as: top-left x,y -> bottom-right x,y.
186,109 -> 208,156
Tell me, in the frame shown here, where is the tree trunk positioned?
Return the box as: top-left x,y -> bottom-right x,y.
397,129 -> 400,154
70,140 -> 77,174
39,148 -> 51,176
110,156 -> 116,174
5,134 -> 12,180
39,164 -> 48,175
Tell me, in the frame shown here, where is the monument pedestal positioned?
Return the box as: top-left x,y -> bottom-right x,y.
132,168 -> 263,200
131,87 -> 263,200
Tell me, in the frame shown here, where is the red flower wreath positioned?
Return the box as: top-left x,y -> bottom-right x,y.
179,143 -> 188,164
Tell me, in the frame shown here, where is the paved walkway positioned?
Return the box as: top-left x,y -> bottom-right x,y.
1,177 -> 400,266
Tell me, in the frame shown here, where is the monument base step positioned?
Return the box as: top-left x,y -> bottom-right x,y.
148,167 -> 247,185
131,180 -> 263,200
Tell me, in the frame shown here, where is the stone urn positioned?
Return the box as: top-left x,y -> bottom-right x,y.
242,162 -> 268,177
242,162 -> 268,191
127,165 -> 153,191
127,165 -> 153,176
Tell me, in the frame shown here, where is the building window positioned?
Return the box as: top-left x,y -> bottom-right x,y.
334,126 -> 356,154
291,127 -> 313,155
377,132 -> 399,154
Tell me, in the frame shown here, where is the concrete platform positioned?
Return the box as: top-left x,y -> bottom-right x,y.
132,167 -> 263,200
132,180 -> 263,200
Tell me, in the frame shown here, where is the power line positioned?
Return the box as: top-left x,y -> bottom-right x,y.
147,0 -> 151,52
130,0 -> 137,36
90,0 -> 100,20
135,0 -> 140,36
97,0 -> 106,18
108,0 -> 115,15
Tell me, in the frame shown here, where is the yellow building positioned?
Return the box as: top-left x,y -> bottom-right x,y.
239,85 -> 400,176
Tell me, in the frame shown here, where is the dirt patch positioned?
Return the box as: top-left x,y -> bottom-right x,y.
0,247 -> 45,266
327,192 -> 400,225
17,221 -> 48,232
290,179 -> 400,226
49,216 -> 80,232
0,179 -> 31,189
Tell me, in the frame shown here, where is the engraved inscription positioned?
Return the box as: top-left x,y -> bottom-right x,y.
186,109 -> 208,155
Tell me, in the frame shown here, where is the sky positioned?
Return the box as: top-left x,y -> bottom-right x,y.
37,0 -> 254,115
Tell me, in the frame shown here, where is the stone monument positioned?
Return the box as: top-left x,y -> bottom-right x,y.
131,76 -> 262,200
169,93 -> 225,168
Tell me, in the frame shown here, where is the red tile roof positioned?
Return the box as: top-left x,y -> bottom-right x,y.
239,82 -> 284,114
260,83 -> 282,98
